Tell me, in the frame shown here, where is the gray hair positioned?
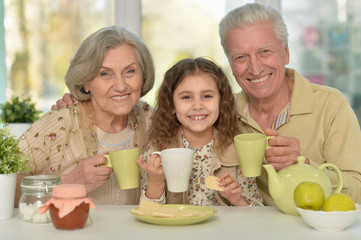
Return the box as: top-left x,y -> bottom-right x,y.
219,3 -> 289,56
65,25 -> 155,100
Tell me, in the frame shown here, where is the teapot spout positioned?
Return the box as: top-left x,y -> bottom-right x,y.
263,164 -> 283,201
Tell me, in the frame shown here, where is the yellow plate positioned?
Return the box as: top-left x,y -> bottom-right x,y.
130,204 -> 217,226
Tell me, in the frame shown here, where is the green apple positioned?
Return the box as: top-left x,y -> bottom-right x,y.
294,181 -> 325,210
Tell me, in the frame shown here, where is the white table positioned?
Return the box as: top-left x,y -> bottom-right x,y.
1,205 -> 361,240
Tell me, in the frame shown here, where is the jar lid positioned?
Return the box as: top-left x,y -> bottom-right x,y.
52,184 -> 87,199
21,175 -> 61,194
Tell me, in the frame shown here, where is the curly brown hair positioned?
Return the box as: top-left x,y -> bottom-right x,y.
148,57 -> 240,156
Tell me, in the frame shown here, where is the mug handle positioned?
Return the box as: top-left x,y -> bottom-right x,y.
266,136 -> 275,150
151,151 -> 162,165
318,163 -> 343,194
102,154 -> 112,168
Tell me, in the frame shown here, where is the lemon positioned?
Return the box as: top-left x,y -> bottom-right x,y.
323,193 -> 356,211
294,182 -> 325,210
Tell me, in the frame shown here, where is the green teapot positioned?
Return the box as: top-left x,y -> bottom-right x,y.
263,156 -> 343,215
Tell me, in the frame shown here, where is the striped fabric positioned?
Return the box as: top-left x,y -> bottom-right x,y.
271,104 -> 290,130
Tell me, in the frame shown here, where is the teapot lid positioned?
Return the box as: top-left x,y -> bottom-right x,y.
297,156 -> 306,165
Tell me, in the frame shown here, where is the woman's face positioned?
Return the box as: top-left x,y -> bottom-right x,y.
173,72 -> 220,141
84,44 -> 143,119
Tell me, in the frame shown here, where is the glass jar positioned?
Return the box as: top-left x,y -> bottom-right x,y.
19,175 -> 61,223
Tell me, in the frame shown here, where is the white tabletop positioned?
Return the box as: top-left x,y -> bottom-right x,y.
1,205 -> 361,240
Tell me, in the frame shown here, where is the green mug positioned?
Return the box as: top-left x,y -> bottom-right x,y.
104,148 -> 140,189
234,133 -> 274,177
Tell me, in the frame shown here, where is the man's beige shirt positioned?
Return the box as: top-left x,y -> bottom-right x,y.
235,68 -> 361,205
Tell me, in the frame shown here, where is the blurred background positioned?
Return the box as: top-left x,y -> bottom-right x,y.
1,0 -> 361,125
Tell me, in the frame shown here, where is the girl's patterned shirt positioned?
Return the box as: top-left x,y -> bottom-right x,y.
182,136 -> 219,206
140,132 -> 263,206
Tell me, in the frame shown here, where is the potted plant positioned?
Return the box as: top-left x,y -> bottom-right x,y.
0,95 -> 41,138
0,123 -> 29,220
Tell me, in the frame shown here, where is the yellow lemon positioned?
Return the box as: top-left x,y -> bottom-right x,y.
294,182 -> 325,210
323,193 -> 356,211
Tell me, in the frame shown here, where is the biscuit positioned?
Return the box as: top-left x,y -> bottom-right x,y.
205,176 -> 224,191
132,200 -> 212,218
138,199 -> 161,215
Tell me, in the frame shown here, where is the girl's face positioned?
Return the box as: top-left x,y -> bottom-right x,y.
173,72 -> 220,141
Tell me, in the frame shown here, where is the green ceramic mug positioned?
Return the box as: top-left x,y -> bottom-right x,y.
104,148 -> 140,189
234,133 -> 274,177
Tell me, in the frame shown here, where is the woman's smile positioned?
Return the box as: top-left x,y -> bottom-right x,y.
110,94 -> 131,101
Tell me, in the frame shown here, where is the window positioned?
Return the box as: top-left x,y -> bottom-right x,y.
2,0 -> 254,110
3,0 -> 115,110
283,0 -> 361,122
2,0 -> 361,125
140,0 -> 256,105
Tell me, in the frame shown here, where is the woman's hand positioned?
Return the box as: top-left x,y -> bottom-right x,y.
51,93 -> 75,110
264,128 -> 301,171
61,154 -> 113,192
136,154 -> 166,199
217,171 -> 249,206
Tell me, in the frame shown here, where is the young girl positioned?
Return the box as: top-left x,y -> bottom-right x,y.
137,57 -> 263,206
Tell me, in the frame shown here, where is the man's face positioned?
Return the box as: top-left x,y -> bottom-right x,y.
225,22 -> 290,102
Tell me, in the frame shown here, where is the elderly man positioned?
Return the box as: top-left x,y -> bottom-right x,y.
219,3 -> 361,205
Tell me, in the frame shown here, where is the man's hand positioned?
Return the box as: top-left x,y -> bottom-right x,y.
264,128 -> 300,171
51,93 -> 75,110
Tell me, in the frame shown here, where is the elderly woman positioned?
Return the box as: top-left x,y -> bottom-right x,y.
17,25 -> 155,205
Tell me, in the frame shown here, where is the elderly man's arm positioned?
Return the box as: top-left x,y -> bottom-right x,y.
265,101 -> 361,203
313,102 -> 361,203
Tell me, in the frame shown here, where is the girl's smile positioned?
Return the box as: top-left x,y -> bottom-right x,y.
188,114 -> 208,121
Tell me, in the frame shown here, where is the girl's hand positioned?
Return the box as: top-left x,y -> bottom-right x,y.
136,154 -> 166,199
61,154 -> 113,192
217,171 -> 249,206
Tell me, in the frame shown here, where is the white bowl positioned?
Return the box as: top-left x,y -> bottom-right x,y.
296,204 -> 361,232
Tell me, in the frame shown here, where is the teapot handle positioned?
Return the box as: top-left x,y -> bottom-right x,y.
318,163 -> 343,194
